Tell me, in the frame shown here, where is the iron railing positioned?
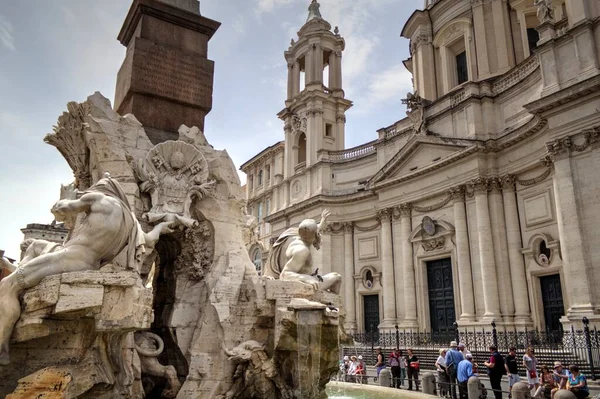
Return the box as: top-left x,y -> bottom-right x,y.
345,318 -> 600,380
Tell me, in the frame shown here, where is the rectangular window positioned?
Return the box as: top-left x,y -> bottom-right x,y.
325,123 -> 333,137
257,202 -> 263,221
527,28 -> 540,56
456,51 -> 468,85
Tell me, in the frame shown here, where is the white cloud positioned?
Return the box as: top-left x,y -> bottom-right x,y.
256,0 -> 294,15
0,15 -> 15,51
356,63 -> 413,114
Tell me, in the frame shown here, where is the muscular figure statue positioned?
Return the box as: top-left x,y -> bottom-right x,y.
263,210 -> 341,294
0,175 -> 172,365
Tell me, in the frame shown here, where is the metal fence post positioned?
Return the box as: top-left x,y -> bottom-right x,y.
453,321 -> 459,344
370,323 -> 375,359
583,317 -> 596,380
491,320 -> 498,348
395,324 -> 400,349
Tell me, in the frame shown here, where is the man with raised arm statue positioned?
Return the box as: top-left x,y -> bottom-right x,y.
263,209 -> 342,294
0,174 -> 173,365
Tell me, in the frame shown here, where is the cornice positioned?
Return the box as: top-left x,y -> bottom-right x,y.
524,74 -> 600,115
117,0 -> 220,46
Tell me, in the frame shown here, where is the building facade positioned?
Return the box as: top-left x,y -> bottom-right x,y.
241,0 -> 600,334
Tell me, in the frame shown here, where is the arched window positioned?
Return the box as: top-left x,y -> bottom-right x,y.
258,170 -> 263,186
252,248 -> 263,275
297,133 -> 307,165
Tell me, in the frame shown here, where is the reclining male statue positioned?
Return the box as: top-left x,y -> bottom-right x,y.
263,209 -> 342,294
0,174 -> 173,365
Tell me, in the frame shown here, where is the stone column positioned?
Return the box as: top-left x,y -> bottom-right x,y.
500,175 -> 532,324
489,178 -> 515,323
471,0 -> 490,77
449,186 -> 475,322
305,46 -> 314,84
287,62 -> 294,100
328,52 -> 336,88
399,204 -> 418,328
343,223 -> 357,331
293,61 -> 300,96
550,144 -> 594,315
472,178 -> 500,319
378,208 -> 397,330
314,44 -> 324,84
335,51 -> 342,90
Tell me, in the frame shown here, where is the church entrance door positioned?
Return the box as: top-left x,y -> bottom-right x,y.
363,295 -> 380,334
427,258 -> 456,333
540,274 -> 564,334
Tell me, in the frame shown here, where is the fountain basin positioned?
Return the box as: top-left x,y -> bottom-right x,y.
326,381 -> 431,399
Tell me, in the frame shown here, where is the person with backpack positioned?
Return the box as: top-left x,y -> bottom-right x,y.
483,345 -> 506,399
445,340 -> 464,399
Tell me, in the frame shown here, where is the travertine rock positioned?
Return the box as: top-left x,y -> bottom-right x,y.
2,93 -> 344,399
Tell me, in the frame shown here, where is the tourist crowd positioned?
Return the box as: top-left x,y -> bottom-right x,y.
338,340 -> 591,399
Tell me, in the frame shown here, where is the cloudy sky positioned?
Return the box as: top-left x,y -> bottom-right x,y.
0,0 -> 419,258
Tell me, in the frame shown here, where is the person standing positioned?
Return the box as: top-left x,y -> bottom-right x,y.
406,348 -> 420,391
375,348 -> 385,378
457,354 -> 476,399
436,348 -> 449,398
458,343 -> 471,359
389,348 -> 402,388
523,347 -> 540,393
483,345 -> 506,399
445,341 -> 464,399
347,355 -> 358,383
505,347 -> 520,398
399,349 -> 406,387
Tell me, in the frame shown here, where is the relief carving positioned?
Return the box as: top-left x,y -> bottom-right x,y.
134,138 -> 215,228
421,237 -> 446,252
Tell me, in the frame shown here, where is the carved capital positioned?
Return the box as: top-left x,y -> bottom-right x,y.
488,177 -> 502,193
336,115 -> 346,123
343,222 -> 354,233
376,208 -> 393,222
397,204 -> 412,219
469,177 -> 490,195
306,108 -> 324,117
546,137 -> 571,160
499,175 -> 516,192
447,185 -> 465,203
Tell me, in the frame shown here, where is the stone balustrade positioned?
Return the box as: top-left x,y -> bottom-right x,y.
327,141 -> 377,162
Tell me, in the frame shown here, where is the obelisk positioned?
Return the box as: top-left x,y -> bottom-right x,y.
114,0 -> 220,143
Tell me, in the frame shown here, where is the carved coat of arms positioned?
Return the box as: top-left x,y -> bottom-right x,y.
134,140 -> 215,228
421,216 -> 436,236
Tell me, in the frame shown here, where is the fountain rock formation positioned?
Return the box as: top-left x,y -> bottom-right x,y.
0,93 -> 346,399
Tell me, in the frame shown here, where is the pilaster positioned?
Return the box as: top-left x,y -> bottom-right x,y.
343,222 -> 356,331
377,208 -> 397,330
448,185 -> 475,322
470,177 -> 501,319
398,204 -> 418,329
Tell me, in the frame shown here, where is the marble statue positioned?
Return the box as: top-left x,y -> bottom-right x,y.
263,209 -> 342,294
221,340 -> 292,399
402,91 -> 430,135
0,174 -> 172,365
134,139 -> 216,228
534,0 -> 554,23
134,331 -> 182,398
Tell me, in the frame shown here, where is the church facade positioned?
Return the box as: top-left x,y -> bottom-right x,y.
241,0 -> 600,334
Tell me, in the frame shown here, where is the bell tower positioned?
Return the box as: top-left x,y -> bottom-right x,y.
278,0 -> 352,180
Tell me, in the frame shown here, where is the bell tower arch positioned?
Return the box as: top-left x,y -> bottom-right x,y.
279,0 -> 353,180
